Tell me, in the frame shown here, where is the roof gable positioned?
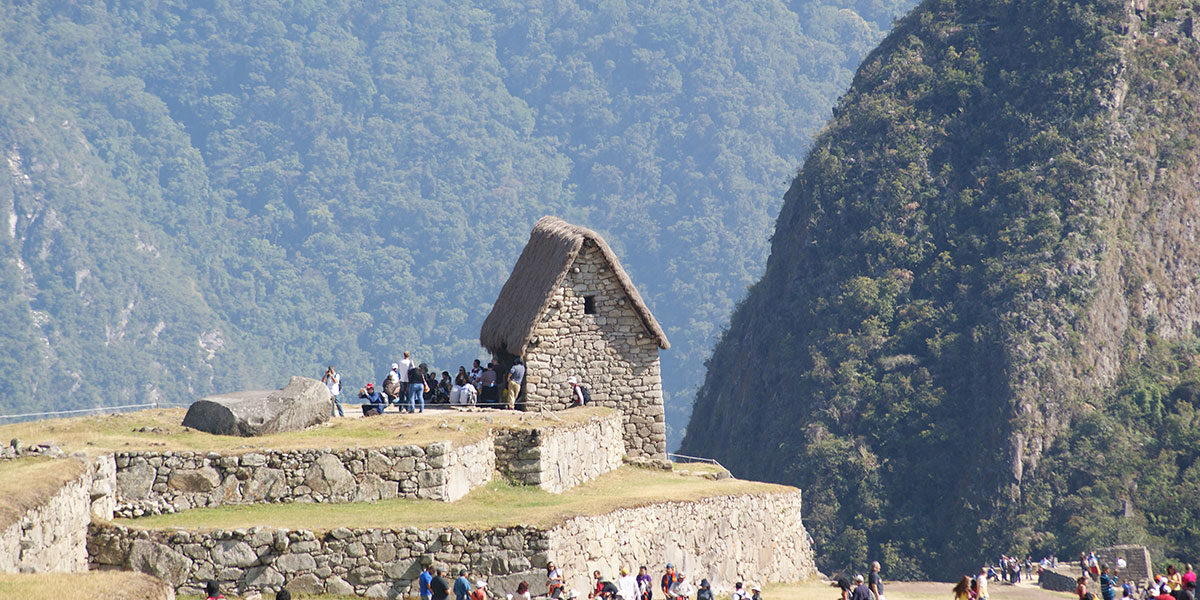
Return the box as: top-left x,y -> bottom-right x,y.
480,216 -> 670,355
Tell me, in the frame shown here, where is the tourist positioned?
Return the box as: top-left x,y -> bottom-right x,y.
832,576 -> 851,600
750,584 -> 762,600
1100,565 -> 1117,600
600,577 -> 620,600
438,371 -> 452,403
462,375 -> 478,405
1170,567 -> 1184,591
669,574 -> 693,600
277,591 -> 292,600
406,360 -> 425,413
977,567 -> 988,600
399,350 -> 415,400
1121,580 -> 1134,600
473,580 -> 489,600
457,365 -> 469,386
322,366 -> 343,417
698,580 -> 714,600
618,567 -> 639,600
205,580 -> 225,600
849,576 -> 871,600
869,562 -> 884,600
1157,583 -> 1175,600
384,363 -> 402,405
454,570 -> 474,600
548,562 -> 565,599
506,358 -> 525,409
1185,566 -> 1197,589
432,569 -> 451,600
661,564 -> 679,598
421,565 -> 436,600
470,360 -> 484,387
481,362 -> 499,404
568,376 -> 589,405
953,578 -> 971,600
514,581 -> 532,600
1076,577 -> 1089,600
638,566 -> 653,600
359,383 -> 386,416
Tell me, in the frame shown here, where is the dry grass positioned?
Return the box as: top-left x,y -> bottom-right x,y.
0,571 -> 172,600
120,465 -> 789,532
0,456 -> 86,531
766,580 -> 1076,600
0,406 -> 615,456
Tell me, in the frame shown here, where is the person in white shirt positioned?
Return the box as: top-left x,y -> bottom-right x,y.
732,582 -> 749,600
669,575 -> 693,600
322,366 -> 343,417
617,567 -> 639,600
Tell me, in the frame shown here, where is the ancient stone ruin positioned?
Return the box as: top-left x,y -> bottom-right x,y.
481,216 -> 669,458
181,376 -> 331,436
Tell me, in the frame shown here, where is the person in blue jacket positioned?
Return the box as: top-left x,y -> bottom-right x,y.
359,383 -> 387,416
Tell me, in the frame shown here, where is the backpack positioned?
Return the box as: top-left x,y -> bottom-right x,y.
580,385 -> 591,405
408,367 -> 422,383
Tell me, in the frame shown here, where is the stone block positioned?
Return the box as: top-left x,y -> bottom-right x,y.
181,376 -> 331,437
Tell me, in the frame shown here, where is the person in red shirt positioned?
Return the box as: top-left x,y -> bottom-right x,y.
205,580 -> 225,600
472,580 -> 489,600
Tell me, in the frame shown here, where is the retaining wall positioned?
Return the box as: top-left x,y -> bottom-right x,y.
1096,545 -> 1152,581
494,412 -> 625,493
0,456 -> 106,574
112,437 -> 495,516
88,490 -> 814,598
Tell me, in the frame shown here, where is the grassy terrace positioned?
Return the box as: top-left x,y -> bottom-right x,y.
118,464 -> 786,532
0,571 -> 173,600
0,406 -> 614,455
0,456 -> 86,531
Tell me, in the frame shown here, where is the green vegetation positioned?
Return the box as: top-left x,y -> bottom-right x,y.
0,0 -> 914,452
0,406 -> 612,455
0,457 -> 86,530
684,0 -> 1200,581
119,465 -> 786,531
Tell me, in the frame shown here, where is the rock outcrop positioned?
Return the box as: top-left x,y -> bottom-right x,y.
182,377 -> 331,436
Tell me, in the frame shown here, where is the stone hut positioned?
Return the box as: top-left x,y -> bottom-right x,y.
480,216 -> 669,458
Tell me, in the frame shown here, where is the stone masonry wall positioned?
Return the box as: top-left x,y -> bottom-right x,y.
1095,545 -> 1152,581
89,523 -> 550,599
90,490 -> 815,598
521,242 -> 667,458
494,412 -> 625,493
113,437 -> 495,517
549,491 -> 815,595
0,456 -> 97,574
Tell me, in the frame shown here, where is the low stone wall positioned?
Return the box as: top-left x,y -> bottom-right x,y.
89,523 -> 550,598
1096,545 -> 1152,581
112,437 -> 495,516
0,457 -> 97,574
1039,568 -> 1078,592
549,491 -> 815,594
89,489 -> 814,598
495,413 -> 625,493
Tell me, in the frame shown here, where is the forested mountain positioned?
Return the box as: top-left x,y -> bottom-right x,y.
0,0 -> 913,440
683,0 -> 1200,580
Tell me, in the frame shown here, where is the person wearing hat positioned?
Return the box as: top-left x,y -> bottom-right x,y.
568,376 -> 589,406
473,579 -> 489,600
831,576 -> 851,600
359,382 -> 387,416
454,570 -> 473,600
850,575 -> 871,600
618,567 -> 639,600
661,564 -> 679,599
384,362 -> 402,405
750,584 -> 762,600
669,574 -> 693,600
697,579 -> 714,600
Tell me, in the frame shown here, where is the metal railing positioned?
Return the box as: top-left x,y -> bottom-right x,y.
0,402 -> 160,421
667,452 -> 724,468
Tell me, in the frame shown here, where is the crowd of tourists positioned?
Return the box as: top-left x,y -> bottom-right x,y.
202,561 -> 757,600
938,551 -> 1199,600
319,354 -> 592,417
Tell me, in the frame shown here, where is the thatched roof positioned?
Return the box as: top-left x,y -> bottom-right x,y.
480,216 -> 670,355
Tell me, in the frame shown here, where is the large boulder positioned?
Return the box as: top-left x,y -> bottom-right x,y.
182,376 -> 331,436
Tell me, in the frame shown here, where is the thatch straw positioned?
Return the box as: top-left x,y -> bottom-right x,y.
480,216 -> 669,355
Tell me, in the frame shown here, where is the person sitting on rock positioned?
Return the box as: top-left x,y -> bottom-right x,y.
383,363 -> 402,406
359,383 -> 387,416
568,376 -> 590,406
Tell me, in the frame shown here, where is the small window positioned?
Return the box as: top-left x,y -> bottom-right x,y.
583,295 -> 596,314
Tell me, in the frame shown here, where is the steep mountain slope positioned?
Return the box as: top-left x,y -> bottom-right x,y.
0,0 -> 912,430
683,0 -> 1200,578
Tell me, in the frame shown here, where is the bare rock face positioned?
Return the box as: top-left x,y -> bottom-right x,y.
181,376 -> 331,436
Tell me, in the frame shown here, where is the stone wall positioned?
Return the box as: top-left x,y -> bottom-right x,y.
89,523 -> 550,598
112,437 -> 495,516
521,242 -> 667,458
90,490 -> 814,598
1039,568 -> 1079,592
0,456 -> 98,574
1095,545 -> 1152,581
548,491 -> 815,595
494,412 -> 625,493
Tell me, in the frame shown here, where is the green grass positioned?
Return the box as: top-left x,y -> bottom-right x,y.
0,406 -> 615,456
0,571 -> 172,600
0,457 -> 86,531
119,465 -> 788,531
